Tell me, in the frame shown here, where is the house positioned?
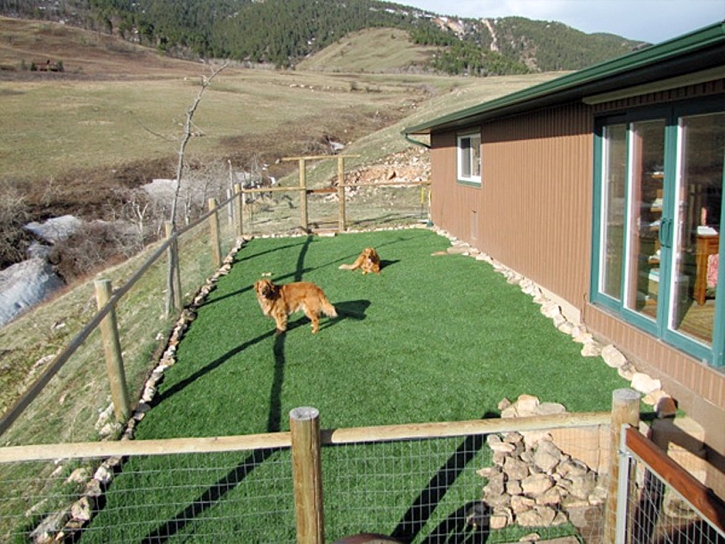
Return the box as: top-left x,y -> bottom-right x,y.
403,23 -> 725,461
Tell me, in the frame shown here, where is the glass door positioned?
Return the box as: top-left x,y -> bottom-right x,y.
624,120 -> 666,320
594,104 -> 724,367
667,112 -> 724,346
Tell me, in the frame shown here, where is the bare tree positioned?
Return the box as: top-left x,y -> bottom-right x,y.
169,62 -> 229,230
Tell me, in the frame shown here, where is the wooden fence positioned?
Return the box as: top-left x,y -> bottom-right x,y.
6,390 -> 718,543
0,154 -> 430,440
0,410 -> 612,543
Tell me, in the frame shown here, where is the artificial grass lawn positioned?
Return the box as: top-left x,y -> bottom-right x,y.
83,228 -> 630,542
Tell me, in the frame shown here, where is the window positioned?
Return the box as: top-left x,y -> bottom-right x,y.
457,132 -> 481,184
592,101 -> 724,367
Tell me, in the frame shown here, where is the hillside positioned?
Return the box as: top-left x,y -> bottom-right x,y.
296,27 -> 437,73
0,0 -> 646,76
0,16 -> 204,79
0,15 -> 563,274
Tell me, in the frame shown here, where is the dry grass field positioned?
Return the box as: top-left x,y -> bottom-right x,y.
0,16 -> 560,219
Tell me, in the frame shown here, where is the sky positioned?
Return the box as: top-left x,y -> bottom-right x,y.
400,0 -> 725,44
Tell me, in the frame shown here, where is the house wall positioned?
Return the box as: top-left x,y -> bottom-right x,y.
430,102 -> 593,314
428,91 -> 725,458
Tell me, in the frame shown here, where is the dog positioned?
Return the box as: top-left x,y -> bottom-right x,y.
254,278 -> 337,334
338,247 -> 381,275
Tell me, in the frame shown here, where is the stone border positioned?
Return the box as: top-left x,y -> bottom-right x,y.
430,227 -> 677,417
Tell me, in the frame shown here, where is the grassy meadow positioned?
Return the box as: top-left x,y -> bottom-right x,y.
0,16 -> 561,186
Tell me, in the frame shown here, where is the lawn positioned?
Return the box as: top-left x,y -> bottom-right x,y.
136,228 -> 627,437
81,228 -> 630,542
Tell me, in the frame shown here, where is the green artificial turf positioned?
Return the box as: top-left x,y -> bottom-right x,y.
83,228 -> 630,542
137,228 -> 627,438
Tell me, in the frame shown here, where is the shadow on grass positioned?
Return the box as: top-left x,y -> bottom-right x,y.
136,238 -> 395,541
389,413 -> 496,544
140,321 -> 292,543
140,270 -> 369,541
152,329 -> 276,405
139,446 -> 282,544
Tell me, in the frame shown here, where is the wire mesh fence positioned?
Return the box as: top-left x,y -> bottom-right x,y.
616,427 -> 725,544
1,413 -> 613,543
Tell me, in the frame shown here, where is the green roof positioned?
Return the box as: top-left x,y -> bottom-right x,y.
403,21 -> 725,135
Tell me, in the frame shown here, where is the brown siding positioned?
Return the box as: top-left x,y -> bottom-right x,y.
585,303 -> 725,453
428,86 -> 725,452
431,103 -> 593,310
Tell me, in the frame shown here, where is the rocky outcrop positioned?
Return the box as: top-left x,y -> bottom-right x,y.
0,258 -> 64,327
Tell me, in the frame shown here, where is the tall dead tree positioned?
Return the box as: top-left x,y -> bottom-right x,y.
169,62 -> 228,230
166,63 -> 227,317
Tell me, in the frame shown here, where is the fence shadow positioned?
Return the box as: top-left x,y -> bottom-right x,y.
140,446 -> 281,544
390,412 -> 496,543
152,329 -> 276,405
141,309 -> 293,543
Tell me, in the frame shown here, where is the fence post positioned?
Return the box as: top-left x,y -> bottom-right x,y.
94,279 -> 131,423
290,407 -> 324,544
337,156 -> 346,232
298,159 -> 309,232
234,183 -> 244,238
165,222 -> 182,316
208,198 -> 222,269
604,388 -> 640,544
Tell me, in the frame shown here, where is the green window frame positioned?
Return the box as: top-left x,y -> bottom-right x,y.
591,98 -> 725,368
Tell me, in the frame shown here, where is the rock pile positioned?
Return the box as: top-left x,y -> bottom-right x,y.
476,395 -> 606,530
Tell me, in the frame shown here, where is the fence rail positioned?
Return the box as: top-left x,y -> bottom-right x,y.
616,425 -> 725,544
0,410 -> 611,543
0,154 -> 430,442
0,192 -> 242,439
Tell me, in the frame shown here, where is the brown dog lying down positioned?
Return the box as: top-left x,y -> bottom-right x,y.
338,247 -> 381,275
254,278 -> 337,334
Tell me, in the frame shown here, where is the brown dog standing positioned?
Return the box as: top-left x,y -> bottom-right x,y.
338,247 -> 381,275
254,278 -> 337,334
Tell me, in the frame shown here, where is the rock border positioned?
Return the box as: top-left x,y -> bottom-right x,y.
430,227 -> 677,416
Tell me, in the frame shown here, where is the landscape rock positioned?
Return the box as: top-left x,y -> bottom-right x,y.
630,372 -> 662,395
601,344 -> 628,368
479,396 -> 606,530
533,440 -> 562,473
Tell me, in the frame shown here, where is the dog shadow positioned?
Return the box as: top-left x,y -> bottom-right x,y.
334,299 -> 371,320
379,259 -> 399,271
279,299 -> 371,334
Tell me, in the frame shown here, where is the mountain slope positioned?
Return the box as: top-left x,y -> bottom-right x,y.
296,27 -> 437,73
0,0 -> 647,75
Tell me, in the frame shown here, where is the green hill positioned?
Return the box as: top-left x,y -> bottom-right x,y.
1,0 -> 647,76
296,27 -> 437,73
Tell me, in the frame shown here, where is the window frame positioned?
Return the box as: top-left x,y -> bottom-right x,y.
456,131 -> 482,186
591,97 -> 724,368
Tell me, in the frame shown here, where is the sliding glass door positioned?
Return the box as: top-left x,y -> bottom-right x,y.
667,112 -> 725,346
593,103 -> 724,366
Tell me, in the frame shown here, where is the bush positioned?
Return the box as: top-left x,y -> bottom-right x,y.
50,222 -> 137,283
0,181 -> 32,268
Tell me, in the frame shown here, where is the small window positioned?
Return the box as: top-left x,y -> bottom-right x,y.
457,132 -> 481,184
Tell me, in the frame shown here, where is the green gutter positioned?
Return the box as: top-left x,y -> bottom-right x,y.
403,20 -> 725,135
